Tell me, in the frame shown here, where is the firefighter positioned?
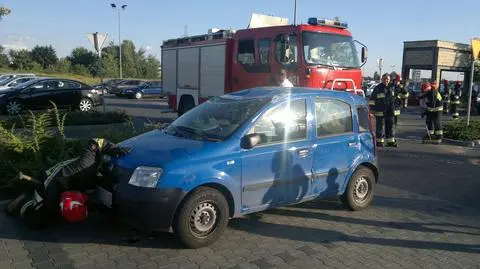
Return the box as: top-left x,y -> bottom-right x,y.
420,81 -> 443,144
369,73 -> 400,147
399,79 -> 410,109
419,83 -> 431,119
450,81 -> 462,119
442,80 -> 452,114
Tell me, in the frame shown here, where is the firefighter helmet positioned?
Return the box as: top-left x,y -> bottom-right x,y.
60,191 -> 88,222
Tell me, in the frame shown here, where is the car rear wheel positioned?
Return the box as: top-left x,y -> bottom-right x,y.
79,98 -> 93,112
173,187 -> 229,248
135,92 -> 143,99
6,100 -> 22,115
341,166 -> 375,211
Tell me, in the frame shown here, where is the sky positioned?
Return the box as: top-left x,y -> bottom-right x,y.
1,0 -> 479,79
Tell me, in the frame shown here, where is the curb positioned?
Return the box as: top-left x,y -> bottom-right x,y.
442,138 -> 480,148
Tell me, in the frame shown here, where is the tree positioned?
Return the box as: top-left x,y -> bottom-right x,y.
101,52 -> 118,78
373,71 -> 380,81
67,47 -> 98,76
54,58 -> 72,73
0,7 -> 11,21
30,45 -> 58,69
0,46 -> 9,67
9,49 -> 34,70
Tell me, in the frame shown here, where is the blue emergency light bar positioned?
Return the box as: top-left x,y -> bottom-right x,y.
307,17 -> 348,29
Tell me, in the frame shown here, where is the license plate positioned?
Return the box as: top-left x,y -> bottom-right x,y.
96,186 -> 112,208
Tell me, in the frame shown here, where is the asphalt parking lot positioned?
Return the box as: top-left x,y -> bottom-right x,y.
0,96 -> 479,269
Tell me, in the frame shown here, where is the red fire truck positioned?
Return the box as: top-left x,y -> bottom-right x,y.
161,14 -> 368,116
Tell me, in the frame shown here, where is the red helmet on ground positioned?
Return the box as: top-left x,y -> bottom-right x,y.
421,83 -> 431,92
60,191 -> 89,222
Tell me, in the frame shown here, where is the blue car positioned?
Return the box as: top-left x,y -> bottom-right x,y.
104,87 -> 378,248
123,81 -> 163,99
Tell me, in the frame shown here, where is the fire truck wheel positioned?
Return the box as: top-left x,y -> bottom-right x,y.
178,96 -> 195,117
341,166 -> 375,211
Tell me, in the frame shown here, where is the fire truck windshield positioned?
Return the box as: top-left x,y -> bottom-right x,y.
302,31 -> 359,69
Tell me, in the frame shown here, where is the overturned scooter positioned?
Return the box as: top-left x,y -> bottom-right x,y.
5,138 -> 130,229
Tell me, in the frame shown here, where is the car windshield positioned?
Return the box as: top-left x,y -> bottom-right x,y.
165,96 -> 271,141
302,31 -> 359,68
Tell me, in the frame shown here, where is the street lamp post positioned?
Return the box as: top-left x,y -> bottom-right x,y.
111,2 -> 127,79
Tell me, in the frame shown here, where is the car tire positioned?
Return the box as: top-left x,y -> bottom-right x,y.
341,166 -> 375,211
6,100 -> 22,115
79,98 -> 93,112
173,187 -> 229,249
5,193 -> 30,217
135,92 -> 143,100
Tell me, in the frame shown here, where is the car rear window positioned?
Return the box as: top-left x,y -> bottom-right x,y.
357,106 -> 370,133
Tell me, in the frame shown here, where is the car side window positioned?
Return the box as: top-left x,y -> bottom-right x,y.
357,106 -> 370,133
30,81 -> 57,91
249,99 -> 307,145
315,98 -> 353,137
237,39 -> 256,65
59,80 -> 81,89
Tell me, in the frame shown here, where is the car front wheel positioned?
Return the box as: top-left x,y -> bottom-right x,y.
135,92 -> 143,99
173,187 -> 229,248
79,98 -> 93,112
341,166 -> 375,211
6,100 -> 22,115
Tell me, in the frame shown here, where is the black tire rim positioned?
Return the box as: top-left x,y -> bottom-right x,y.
188,200 -> 220,239
6,100 -> 21,115
353,176 -> 371,204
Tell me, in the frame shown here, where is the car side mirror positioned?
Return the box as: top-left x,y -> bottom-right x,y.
241,133 -> 262,149
361,47 -> 368,63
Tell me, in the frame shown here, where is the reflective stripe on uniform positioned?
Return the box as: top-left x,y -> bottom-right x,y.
95,138 -> 105,149
428,130 -> 434,135
434,130 -> 443,135
427,106 -> 443,112
394,110 -> 400,116
386,138 -> 396,143
374,111 -> 384,116
378,138 -> 385,143
368,100 -> 375,105
377,93 -> 385,99
436,92 -> 442,101
452,100 -> 460,104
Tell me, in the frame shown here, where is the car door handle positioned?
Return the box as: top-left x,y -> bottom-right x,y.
296,148 -> 310,157
348,142 -> 358,147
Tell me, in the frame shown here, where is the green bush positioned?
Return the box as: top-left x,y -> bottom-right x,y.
0,106 -> 144,199
444,120 -> 480,141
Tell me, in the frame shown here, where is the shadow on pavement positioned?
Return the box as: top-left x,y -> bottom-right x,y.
229,217 -> 480,254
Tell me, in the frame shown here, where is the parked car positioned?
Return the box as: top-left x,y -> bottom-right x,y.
0,76 -> 37,90
0,73 -> 36,84
109,80 -> 144,96
99,87 -> 378,248
93,79 -> 125,94
365,83 -> 378,97
0,78 -> 103,115
123,81 -> 163,99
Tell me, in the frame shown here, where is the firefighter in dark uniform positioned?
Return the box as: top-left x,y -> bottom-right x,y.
369,73 -> 401,147
420,81 -> 443,144
450,81 -> 462,119
442,80 -> 452,114
391,75 -> 404,125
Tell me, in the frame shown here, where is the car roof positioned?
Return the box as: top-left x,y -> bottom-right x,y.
226,87 -> 367,106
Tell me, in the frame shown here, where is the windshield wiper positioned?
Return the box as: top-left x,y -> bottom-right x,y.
174,125 -> 222,142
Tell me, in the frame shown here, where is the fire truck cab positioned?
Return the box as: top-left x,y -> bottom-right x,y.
162,14 -> 368,116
